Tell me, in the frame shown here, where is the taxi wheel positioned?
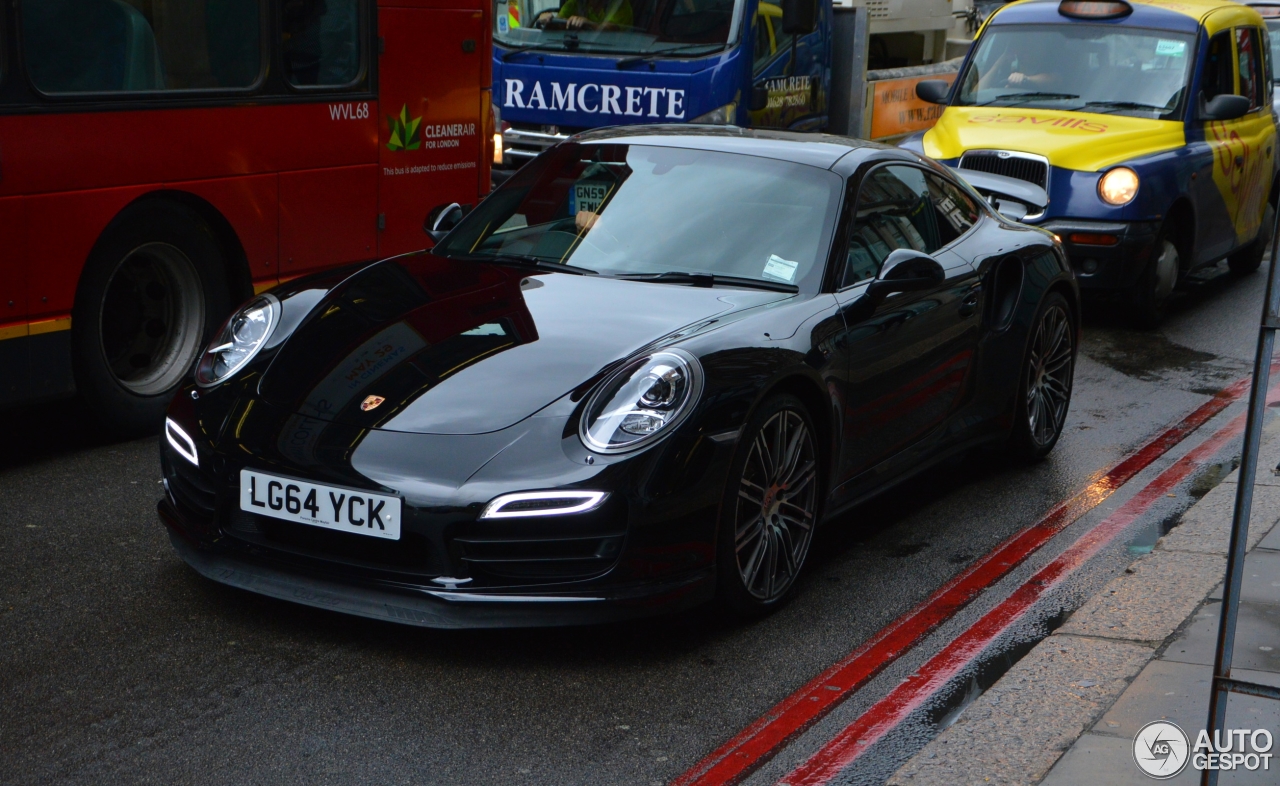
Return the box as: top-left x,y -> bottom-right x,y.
1228,203 -> 1274,276
1127,228 -> 1180,329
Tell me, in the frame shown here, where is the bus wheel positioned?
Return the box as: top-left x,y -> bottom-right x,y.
74,201 -> 231,436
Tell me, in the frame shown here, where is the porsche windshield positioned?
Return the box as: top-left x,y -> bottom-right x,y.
434,143 -> 842,290
956,24 -> 1195,120
494,0 -> 742,57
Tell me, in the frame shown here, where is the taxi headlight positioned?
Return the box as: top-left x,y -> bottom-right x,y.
1098,167 -> 1139,206
194,295 -> 279,387
580,349 -> 703,453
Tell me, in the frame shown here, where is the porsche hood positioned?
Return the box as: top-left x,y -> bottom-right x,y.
257,253 -> 785,435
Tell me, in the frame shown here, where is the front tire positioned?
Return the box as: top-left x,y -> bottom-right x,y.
1126,227 -> 1180,329
716,394 -> 821,616
1008,292 -> 1075,461
73,201 -> 231,437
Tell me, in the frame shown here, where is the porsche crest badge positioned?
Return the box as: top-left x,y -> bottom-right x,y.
360,395 -> 386,412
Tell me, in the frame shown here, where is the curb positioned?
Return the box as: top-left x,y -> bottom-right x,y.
886,435 -> 1280,786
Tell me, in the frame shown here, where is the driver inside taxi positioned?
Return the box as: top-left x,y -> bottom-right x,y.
981,42 -> 1060,89
537,0 -> 634,30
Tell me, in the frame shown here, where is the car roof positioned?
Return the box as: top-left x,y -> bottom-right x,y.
987,0 -> 1264,34
569,124 -> 891,170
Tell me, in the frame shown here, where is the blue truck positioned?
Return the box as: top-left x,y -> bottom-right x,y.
491,0 -> 835,170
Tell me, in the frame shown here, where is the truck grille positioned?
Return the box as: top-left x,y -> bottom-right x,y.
959,150 -> 1050,190
500,123 -> 577,162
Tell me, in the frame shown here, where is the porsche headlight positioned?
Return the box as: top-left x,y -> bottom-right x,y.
580,349 -> 704,453
1098,167 -> 1139,206
194,295 -> 279,387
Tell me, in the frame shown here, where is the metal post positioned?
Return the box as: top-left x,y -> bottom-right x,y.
1202,202 -> 1280,786
829,4 -> 870,137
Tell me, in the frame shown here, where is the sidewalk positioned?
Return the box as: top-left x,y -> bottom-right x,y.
887,430 -> 1280,785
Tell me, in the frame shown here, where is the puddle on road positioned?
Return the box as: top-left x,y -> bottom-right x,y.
1081,329 -> 1228,384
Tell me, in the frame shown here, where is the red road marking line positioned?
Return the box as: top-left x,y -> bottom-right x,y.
778,387 -> 1278,785
674,369 -> 1273,786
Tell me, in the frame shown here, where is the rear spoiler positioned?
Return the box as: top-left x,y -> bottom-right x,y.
948,167 -> 1048,222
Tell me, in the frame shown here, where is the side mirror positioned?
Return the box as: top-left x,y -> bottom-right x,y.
424,202 -> 464,243
866,249 -> 945,300
1200,93 -> 1250,121
915,79 -> 951,106
750,84 -> 770,112
781,0 -> 817,35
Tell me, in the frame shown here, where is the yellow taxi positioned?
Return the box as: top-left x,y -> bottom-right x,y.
903,0 -> 1278,324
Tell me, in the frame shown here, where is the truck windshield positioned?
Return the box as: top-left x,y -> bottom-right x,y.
956,24 -> 1195,120
434,142 -> 841,291
494,0 -> 743,57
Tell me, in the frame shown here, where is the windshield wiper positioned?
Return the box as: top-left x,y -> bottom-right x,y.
975,92 -> 1080,107
616,43 -> 726,68
446,252 -> 598,276
614,271 -> 799,293
499,42 -> 568,61
1078,100 -> 1169,114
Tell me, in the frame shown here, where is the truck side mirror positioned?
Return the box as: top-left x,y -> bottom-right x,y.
751,85 -> 770,112
781,0 -> 817,35
915,79 -> 951,105
1200,93 -> 1250,121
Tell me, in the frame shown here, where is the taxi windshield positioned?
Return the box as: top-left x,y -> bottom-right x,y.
956,24 -> 1195,120
434,142 -> 841,291
494,0 -> 743,57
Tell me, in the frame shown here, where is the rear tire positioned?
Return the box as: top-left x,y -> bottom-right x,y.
1007,292 -> 1074,462
716,394 -> 821,617
1228,202 -> 1274,275
1126,226 -> 1180,329
73,201 -> 231,437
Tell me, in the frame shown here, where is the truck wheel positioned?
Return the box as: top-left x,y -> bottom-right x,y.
1126,227 -> 1180,329
73,201 -> 231,437
1228,202 -> 1274,275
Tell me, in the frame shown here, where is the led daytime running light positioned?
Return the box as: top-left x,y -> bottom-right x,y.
165,418 -> 199,467
480,491 -> 609,519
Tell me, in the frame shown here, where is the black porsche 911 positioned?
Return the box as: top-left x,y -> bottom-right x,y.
159,126 -> 1078,628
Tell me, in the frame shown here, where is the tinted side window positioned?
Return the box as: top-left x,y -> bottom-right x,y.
282,0 -> 362,87
926,174 -> 980,247
1202,31 -> 1235,101
21,0 -> 262,94
843,165 -> 938,287
1238,27 -> 1265,110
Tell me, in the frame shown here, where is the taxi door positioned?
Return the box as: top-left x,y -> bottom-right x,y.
1196,13 -> 1276,258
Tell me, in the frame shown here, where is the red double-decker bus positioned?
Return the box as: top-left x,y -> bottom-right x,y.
0,0 -> 493,433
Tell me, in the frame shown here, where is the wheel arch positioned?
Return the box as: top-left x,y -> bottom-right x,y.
752,370 -> 836,504
89,190 -> 255,308
1165,196 -> 1195,267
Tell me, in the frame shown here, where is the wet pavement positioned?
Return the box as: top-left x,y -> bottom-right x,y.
0,264 -> 1274,785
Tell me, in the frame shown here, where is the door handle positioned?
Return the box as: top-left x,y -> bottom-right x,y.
959,288 -> 980,317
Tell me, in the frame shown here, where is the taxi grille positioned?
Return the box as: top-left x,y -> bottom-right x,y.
959,151 -> 1049,190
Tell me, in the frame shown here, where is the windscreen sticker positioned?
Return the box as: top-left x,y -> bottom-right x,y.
1155,40 -> 1187,57
763,255 -> 799,282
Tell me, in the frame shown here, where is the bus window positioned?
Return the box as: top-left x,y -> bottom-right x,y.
281,0 -> 362,88
20,0 -> 263,94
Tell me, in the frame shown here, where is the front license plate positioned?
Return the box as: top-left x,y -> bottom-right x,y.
239,469 -> 401,540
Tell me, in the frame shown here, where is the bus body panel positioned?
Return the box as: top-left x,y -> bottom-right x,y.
175,173 -> 282,281
379,6 -> 488,256
282,164 -> 381,276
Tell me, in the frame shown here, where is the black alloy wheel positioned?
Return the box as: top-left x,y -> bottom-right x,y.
717,394 -> 820,614
1008,292 -> 1074,460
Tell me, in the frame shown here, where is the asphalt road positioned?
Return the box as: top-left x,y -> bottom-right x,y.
1,266 -> 1272,786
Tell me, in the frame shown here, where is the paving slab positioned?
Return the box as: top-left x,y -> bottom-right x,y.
1039,733 -> 1201,786
1162,600 -> 1280,672
1207,549 -> 1280,605
1095,659 -> 1280,738
1058,550 -> 1227,643
886,635 -> 1150,786
1158,483 -> 1280,554
1258,521 -> 1280,551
